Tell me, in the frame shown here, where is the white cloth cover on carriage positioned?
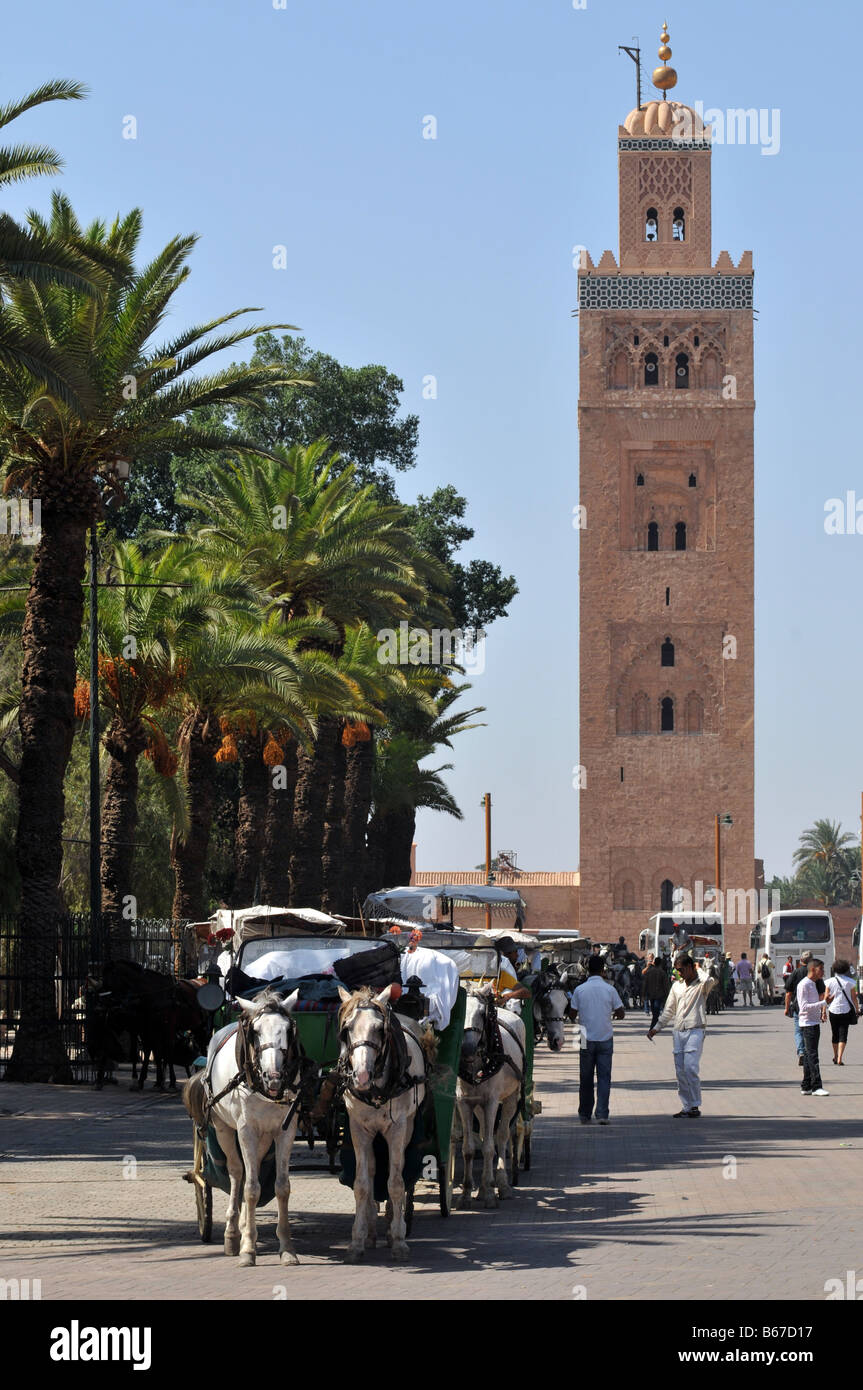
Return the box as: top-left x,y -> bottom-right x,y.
400,945 -> 460,1030
241,945 -> 353,981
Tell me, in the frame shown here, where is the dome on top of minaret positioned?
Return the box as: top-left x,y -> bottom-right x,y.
621,23 -> 708,141
623,100 -> 709,140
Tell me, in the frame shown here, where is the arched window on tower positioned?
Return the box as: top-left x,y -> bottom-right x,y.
645,207 -> 658,242
675,352 -> 690,388
660,878 -> 674,910
660,696 -> 674,732
609,348 -> 629,390
675,521 -> 687,551
644,352 -> 659,386
688,472 -> 697,487
684,692 -> 704,734
672,207 -> 686,241
632,691 -> 651,734
661,638 -> 675,667
701,349 -> 721,389
636,472 -> 645,486
647,521 -> 659,551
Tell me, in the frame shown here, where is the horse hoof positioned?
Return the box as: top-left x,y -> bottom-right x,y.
238,1251 -> 256,1268
345,1246 -> 364,1264
456,1192 -> 472,1210
224,1235 -> 241,1256
497,1186 -> 514,1200
280,1250 -> 299,1266
482,1193 -> 498,1209
391,1242 -> 409,1262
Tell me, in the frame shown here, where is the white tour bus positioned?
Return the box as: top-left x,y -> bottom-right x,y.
749,910 -> 835,982
639,911 -> 724,964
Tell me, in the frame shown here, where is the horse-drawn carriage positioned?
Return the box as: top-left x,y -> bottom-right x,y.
185,887 -> 554,1260
185,907 -> 466,1261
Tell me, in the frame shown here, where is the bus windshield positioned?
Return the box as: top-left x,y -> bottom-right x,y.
770,915 -> 831,944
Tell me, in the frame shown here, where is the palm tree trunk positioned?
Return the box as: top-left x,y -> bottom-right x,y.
321,727 -> 346,915
259,741 -> 297,905
100,716 -> 148,957
8,512 -> 86,1082
232,731 -> 267,906
289,718 -> 338,909
383,807 -> 416,888
365,811 -> 387,896
342,734 -> 375,910
171,708 -> 221,920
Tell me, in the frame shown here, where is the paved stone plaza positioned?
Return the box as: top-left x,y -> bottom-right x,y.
1,1006 -> 861,1301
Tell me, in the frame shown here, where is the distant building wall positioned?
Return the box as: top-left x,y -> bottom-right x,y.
410,870 -> 580,936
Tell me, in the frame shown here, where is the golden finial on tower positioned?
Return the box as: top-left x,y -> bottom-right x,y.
652,20 -> 678,98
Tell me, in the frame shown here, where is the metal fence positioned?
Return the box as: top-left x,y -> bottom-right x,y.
0,914 -> 197,1082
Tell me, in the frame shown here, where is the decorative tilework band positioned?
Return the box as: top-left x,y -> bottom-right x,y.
619,139 -> 713,151
579,275 -> 753,311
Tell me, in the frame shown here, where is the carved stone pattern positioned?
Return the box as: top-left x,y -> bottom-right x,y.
580,276 -> 753,311
638,155 -> 692,204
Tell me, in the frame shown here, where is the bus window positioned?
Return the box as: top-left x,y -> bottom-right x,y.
770,915 -> 831,944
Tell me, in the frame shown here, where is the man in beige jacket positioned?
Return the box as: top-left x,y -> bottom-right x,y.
647,953 -> 716,1118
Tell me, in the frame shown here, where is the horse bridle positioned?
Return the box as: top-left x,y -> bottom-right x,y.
237,1005 -> 304,1103
338,1000 -> 424,1109
460,992 -> 511,1084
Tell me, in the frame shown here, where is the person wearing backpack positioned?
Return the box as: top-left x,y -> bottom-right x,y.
757,954 -> 774,1006
827,958 -> 860,1066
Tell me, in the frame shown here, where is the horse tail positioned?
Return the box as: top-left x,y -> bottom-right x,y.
419,1022 -> 439,1067
182,1070 -> 207,1127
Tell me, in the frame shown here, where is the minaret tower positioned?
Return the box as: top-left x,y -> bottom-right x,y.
577,25 -> 755,957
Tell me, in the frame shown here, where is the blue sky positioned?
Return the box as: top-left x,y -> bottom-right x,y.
5,0 -> 861,879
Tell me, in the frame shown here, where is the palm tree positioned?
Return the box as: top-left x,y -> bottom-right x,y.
364,684 -> 485,891
0,197 -> 302,1080
0,79 -> 115,405
168,607 -> 347,920
181,443 -> 451,909
793,820 -> 858,904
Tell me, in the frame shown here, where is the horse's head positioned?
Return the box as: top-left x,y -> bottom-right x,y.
460,983 -> 496,1083
537,987 -> 569,1052
337,985 -> 397,1093
236,989 -> 299,1099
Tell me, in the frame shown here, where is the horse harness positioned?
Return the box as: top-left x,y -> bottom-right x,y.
337,1001 -> 426,1110
460,993 -> 524,1085
204,1006 -> 314,1132
534,975 -> 568,1027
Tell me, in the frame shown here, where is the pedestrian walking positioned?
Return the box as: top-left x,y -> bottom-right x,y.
827,958 -> 859,1067
642,955 -> 670,1028
570,956 -> 625,1125
784,951 -> 820,1067
797,958 -> 833,1097
647,953 -> 716,1117
735,952 -> 755,1007
721,953 -> 736,1007
782,956 -> 794,992
756,954 -> 775,1006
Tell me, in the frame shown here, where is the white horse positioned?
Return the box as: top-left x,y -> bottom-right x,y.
455,983 -> 525,1208
533,979 -> 570,1052
183,989 -> 304,1267
337,984 -> 430,1264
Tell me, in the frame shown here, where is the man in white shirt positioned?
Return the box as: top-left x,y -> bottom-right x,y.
647,953 -> 716,1118
571,956 -> 625,1126
797,958 -> 833,1096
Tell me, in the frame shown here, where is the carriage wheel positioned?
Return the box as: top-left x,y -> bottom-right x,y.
405,1189 -> 415,1238
438,1140 -> 455,1217
193,1127 -> 213,1243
